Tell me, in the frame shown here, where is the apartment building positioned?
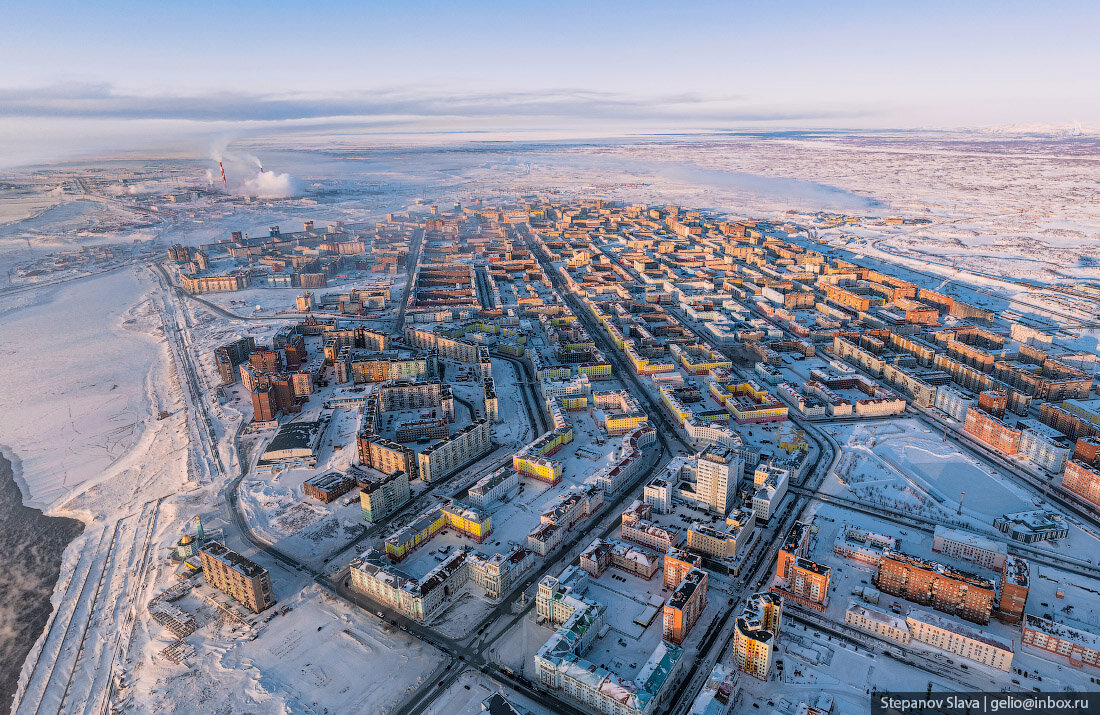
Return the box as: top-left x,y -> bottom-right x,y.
788,558 -> 830,606
527,485 -> 604,556
998,555 -> 1030,624
931,526 -> 1007,571
844,602 -> 911,644
383,501 -> 492,561
199,542 -> 275,613
876,549 -> 996,624
358,434 -> 418,480
1062,459 -> 1100,508
1022,614 -> 1100,669
693,445 -> 742,515
466,467 -> 518,508
733,593 -> 782,681
1018,419 -> 1072,472
664,568 -> 708,645
934,386 -> 972,422
579,537 -> 660,580
964,408 -> 1022,455
686,509 -> 755,563
534,567 -> 682,715
752,463 -> 789,522
833,524 -> 896,567
349,548 -> 467,621
418,420 -> 493,483
906,609 -> 1014,671
356,467 -> 411,523
664,549 -> 704,590
776,521 -> 812,580
214,337 -> 256,385
643,476 -> 674,513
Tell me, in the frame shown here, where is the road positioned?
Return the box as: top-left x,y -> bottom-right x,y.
148,214 -> 1047,715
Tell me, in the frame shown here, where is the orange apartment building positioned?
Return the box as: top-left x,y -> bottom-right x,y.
663,567 -> 708,645
664,548 -> 703,590
876,550 -> 996,624
789,558 -> 831,606
964,408 -> 1022,455
775,521 -> 812,580
1062,459 -> 1100,508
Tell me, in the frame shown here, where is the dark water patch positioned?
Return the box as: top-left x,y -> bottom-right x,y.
0,452 -> 84,713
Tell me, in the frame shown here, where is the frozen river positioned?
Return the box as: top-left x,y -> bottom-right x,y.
0,268 -> 159,709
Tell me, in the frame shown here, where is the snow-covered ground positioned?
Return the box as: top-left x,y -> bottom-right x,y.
4,131 -> 1100,714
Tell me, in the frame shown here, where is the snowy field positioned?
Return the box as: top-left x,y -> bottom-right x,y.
820,418 -> 1039,524
3,130 -> 1100,713
0,270 -> 163,509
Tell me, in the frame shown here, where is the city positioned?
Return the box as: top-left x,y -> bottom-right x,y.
9,187 -> 1100,714
2,4 -> 1100,715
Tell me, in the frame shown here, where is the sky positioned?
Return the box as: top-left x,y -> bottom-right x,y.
1,1 -> 1098,166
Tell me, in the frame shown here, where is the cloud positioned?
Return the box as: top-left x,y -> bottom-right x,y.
210,148 -> 302,198
239,169 -> 301,199
0,82 -> 868,125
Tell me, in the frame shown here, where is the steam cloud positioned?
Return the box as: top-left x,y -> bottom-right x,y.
209,146 -> 303,199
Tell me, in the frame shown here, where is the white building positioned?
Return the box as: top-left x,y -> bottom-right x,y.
694,445 -> 744,515
931,526 -> 1007,571
467,466 -> 518,508
844,602 -> 911,644
1018,420 -> 1072,473
643,476 -> 674,514
934,386 -> 972,422
534,567 -> 683,715
906,609 -> 1014,672
751,464 -> 789,522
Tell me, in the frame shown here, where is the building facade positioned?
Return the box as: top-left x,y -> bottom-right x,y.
199,542 -> 276,613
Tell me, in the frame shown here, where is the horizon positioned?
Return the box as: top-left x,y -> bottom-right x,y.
2,1 -> 1099,166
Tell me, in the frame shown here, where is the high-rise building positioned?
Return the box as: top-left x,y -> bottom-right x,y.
733,593 -> 782,681
355,467 -> 411,523
788,558 -> 830,606
664,567 -> 708,644
664,548 -> 704,590
694,446 -> 742,515
199,542 -> 275,613
776,521 -> 812,580
251,386 -> 277,422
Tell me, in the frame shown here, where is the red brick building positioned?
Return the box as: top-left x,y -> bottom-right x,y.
1063,459 -> 1100,508
250,348 -> 282,372
252,386 -> 277,422
964,408 -> 1022,455
876,550 -> 996,624
303,472 -> 356,503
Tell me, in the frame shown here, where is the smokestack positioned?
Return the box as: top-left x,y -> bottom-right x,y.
219,161 -> 228,192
